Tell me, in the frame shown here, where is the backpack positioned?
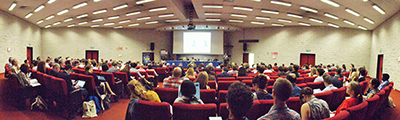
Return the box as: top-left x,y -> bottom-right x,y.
30,95 -> 48,111
88,96 -> 102,114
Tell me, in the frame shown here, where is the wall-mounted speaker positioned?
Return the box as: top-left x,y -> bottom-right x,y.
243,43 -> 247,51
150,42 -> 154,51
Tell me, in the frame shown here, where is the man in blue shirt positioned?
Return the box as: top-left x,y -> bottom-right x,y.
287,73 -> 301,97
378,73 -> 390,90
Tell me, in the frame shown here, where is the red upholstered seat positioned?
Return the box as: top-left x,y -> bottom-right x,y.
266,86 -> 273,93
217,77 -> 236,81
188,77 -> 196,81
214,69 -> 222,72
218,90 -> 228,103
237,76 -> 253,81
173,103 -> 217,120
258,100 -> 274,118
346,101 -> 368,120
297,83 -> 308,88
307,81 -> 324,90
134,100 -> 171,120
70,73 -> 79,80
219,100 -> 262,120
130,72 -> 140,80
242,80 -> 253,87
269,76 -> 278,79
139,71 -> 149,79
365,95 -> 380,120
327,72 -> 335,76
267,79 -> 276,86
375,90 -> 386,110
286,97 -> 301,113
43,74 -> 54,91
52,77 -> 68,96
79,74 -> 96,94
217,80 -> 240,91
330,87 -> 346,111
315,90 -> 333,106
341,72 -> 350,78
154,87 -> 178,105
360,81 -> 369,94
324,110 -> 350,120
112,72 -> 129,84
208,81 -> 217,89
296,77 -> 305,84
304,76 -> 317,83
200,89 -> 216,104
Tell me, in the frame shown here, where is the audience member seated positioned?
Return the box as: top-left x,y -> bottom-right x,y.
366,78 -> 380,99
258,78 -> 301,120
48,63 -> 61,77
237,67 -> 247,77
59,64 -> 88,100
335,81 -> 363,115
174,80 -> 204,104
331,68 -> 344,88
4,57 -> 13,78
217,67 -> 233,78
345,71 -> 359,84
31,60 -> 38,71
85,65 -> 116,96
358,67 -> 366,83
205,64 -> 216,81
101,63 -> 109,72
226,82 -> 254,120
291,64 -> 300,78
163,67 -> 184,88
130,62 -> 144,78
263,65 -> 273,74
378,73 -> 390,91
316,74 -> 337,93
300,87 -> 330,120
45,58 -> 51,68
287,73 -> 301,97
106,62 -> 119,73
147,65 -> 159,77
37,61 -> 46,73
277,66 -> 287,77
341,64 -> 347,73
309,67 -> 317,77
10,59 -> 19,73
197,71 -> 210,89
185,68 -> 196,79
228,65 -> 239,74
252,74 -> 273,100
314,68 -> 325,82
120,64 -> 132,81
127,80 -> 160,102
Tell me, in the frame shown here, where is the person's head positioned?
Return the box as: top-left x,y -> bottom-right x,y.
205,64 -> 214,73
300,87 -> 314,104
323,74 -> 333,86
148,64 -> 153,69
121,64 -> 130,73
46,58 -> 51,63
32,60 -> 38,67
346,81 -> 363,103
8,57 -> 13,63
232,65 -> 238,71
52,63 -> 60,72
257,65 -> 265,73
317,68 -> 325,76
310,67 -> 317,75
180,80 -> 196,97
131,62 -> 138,68
226,82 -> 253,119
186,68 -> 195,77
359,67 -> 366,76
127,80 -> 147,100
172,67 -> 182,78
342,64 -> 346,70
293,64 -> 299,72
278,66 -> 285,72
91,60 -> 97,67
223,67 -> 229,72
335,68 -> 342,75
112,62 -> 118,67
85,65 -> 93,74
286,73 -> 297,85
20,64 -> 29,74
369,78 -> 380,90
102,64 -> 109,72
350,64 -> 355,68
350,72 -> 359,81
11,59 -> 18,65
238,67 -> 247,76
37,61 -> 46,73
273,78 -> 293,102
382,73 -> 389,81
252,74 -> 268,89
64,64 -> 72,73
196,71 -> 209,88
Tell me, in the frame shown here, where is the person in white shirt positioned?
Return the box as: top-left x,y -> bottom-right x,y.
314,68 -> 325,82
319,74 -> 337,93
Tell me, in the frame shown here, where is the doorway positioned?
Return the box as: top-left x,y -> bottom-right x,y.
300,53 -> 316,66
27,47 -> 33,66
86,50 -> 99,62
376,54 -> 384,81
243,53 -> 249,63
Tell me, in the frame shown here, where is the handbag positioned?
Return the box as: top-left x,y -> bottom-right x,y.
82,101 -> 98,118
102,94 -> 111,110
30,95 -> 48,111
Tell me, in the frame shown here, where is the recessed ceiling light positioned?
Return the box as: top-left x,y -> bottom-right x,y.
233,6 -> 253,11
363,0 -> 368,2
321,0 -> 340,7
206,19 -> 221,21
229,20 -> 243,23
298,22 -> 311,26
119,19 -> 131,24
108,16 -> 120,20
126,11 -> 141,16
129,23 -> 139,26
271,23 -> 284,26
34,5 -> 45,12
93,9 -> 107,14
73,2 -> 88,9
309,18 -> 323,23
76,14 -> 88,19
136,0 -> 155,4
204,13 -> 221,16
44,25 -> 51,28
158,14 -> 174,18
146,21 -> 158,24
53,21 -> 61,25
299,6 -> 318,13
114,26 -> 123,29
270,1 -> 291,6
104,23 -> 115,26
25,13 -> 33,18
231,14 -> 247,18
358,26 -> 367,30
67,24 -> 75,27
47,0 -> 56,4
327,23 -> 339,28
165,19 -> 179,22
287,13 -> 303,18
345,8 -> 360,16
78,21 -> 88,25
203,5 -> 223,8
278,19 -> 292,23
251,21 -> 265,25
137,17 -> 151,20
113,4 -> 128,11
324,13 -> 338,19
261,10 -> 279,14
372,5 -> 386,14
252,0 -> 261,2
45,15 -> 54,20
63,18 -> 73,22
91,24 -> 100,27
37,20 -> 44,24
8,2 -> 17,11
255,17 -> 271,20
149,7 -> 167,12
343,20 -> 355,26
93,0 -> 102,2
363,17 -> 374,24
57,9 -> 69,15
92,18 -> 103,22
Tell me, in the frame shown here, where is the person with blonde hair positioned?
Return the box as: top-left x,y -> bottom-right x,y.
196,71 -> 210,89
127,80 -> 160,102
335,81 -> 363,115
185,67 -> 196,79
309,67 -> 317,77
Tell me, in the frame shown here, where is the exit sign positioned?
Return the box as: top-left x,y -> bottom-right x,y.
90,47 -> 95,49
306,50 -> 311,52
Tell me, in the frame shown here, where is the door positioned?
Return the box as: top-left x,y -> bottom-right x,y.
376,54 -> 384,81
300,53 -> 316,66
243,53 -> 249,63
85,50 -> 99,62
27,47 -> 33,66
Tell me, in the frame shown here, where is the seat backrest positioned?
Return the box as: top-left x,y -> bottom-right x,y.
297,83 -> 308,88
217,90 -> 228,103
208,81 -> 216,89
139,71 -> 149,78
219,101 -> 261,120
70,72 -> 80,80
360,81 -> 369,94
323,110 -> 350,120
112,72 -> 129,84
43,74 -> 54,90
155,68 -> 167,74
134,100 -> 171,120
173,103 -> 217,120
296,77 -> 305,84
79,74 -> 96,93
217,77 -> 236,81
258,100 -> 274,118
327,72 -> 335,76
315,90 -> 333,106
242,80 -> 253,87
375,90 -> 386,108
154,87 -> 178,105
269,76 -> 279,79
200,89 -> 216,104
304,77 -> 315,83
267,79 -> 276,86
365,95 -> 380,119
286,97 -> 301,113
36,72 -> 45,87
52,77 -> 68,96
217,80 -> 240,91
346,101 -> 368,120
146,70 -> 156,76
307,81 -> 324,89
130,72 -> 140,80
237,76 -> 253,80
100,72 -> 116,85
266,86 -> 273,93
330,87 -> 346,111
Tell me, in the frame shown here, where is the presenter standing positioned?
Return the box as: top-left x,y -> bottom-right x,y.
223,53 -> 229,65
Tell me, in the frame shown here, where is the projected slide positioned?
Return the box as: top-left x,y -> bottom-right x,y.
183,32 -> 211,53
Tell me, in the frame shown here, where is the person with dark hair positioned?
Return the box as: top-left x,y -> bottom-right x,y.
59,64 -> 88,100
102,63 -> 109,72
228,65 -> 239,74
335,81 -> 363,115
273,63 -> 278,68
252,74 -> 273,100
16,64 -> 31,87
226,82 -> 253,120
85,65 -> 116,96
45,58 -> 51,68
217,67 -> 233,78
163,67 -> 185,88
300,87 -> 330,120
378,73 -> 390,90
366,78 -> 380,99
106,62 -> 119,73
37,61 -> 46,73
331,68 -> 344,88
31,60 -> 38,71
319,74 -> 337,93
358,67 -> 366,82
174,80 -> 204,104
341,64 -> 347,73
205,64 -> 216,81
238,67 -> 247,77
314,69 -> 325,82
291,64 -> 300,78
287,73 -> 301,97
277,66 -> 287,77
258,78 -> 301,120
48,63 -> 61,77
